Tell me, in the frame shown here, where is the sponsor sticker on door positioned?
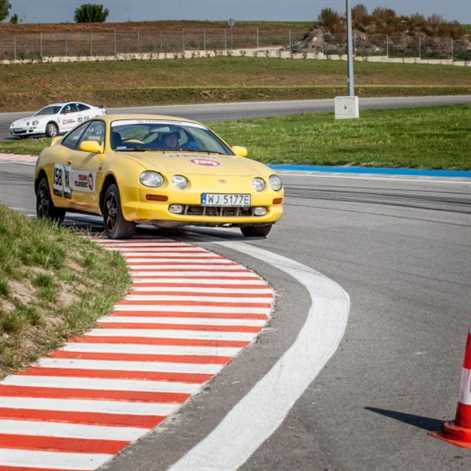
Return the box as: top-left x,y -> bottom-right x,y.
71,170 -> 95,192
53,165 -> 95,196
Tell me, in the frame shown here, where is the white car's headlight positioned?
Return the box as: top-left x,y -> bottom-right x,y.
269,175 -> 283,191
172,175 -> 189,189
140,171 -> 165,188
252,177 -> 266,192
32,120 -> 39,126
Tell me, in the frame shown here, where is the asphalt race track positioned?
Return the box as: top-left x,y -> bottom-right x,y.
0,156 -> 470,470
2,95 -> 471,139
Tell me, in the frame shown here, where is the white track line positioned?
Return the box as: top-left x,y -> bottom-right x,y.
123,295 -> 271,303
87,328 -> 256,342
281,171 -> 471,185
113,305 -> 269,314
0,419 -> 147,441
128,264 -> 242,270
0,396 -> 179,416
169,241 -> 350,471
131,278 -> 264,285
128,259 -> 234,265
114,250 -> 211,255
130,287 -> 272,294
130,271 -> 255,277
100,316 -> 267,327
62,343 -> 242,357
0,449 -> 111,470
37,358 -> 223,375
4,375 -> 201,394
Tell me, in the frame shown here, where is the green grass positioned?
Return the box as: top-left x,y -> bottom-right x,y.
0,205 -> 129,376
0,137 -> 47,155
1,57 -> 470,111
2,105 -> 471,169
210,105 -> 471,169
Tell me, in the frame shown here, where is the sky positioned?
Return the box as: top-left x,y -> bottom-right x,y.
7,1 -> 471,24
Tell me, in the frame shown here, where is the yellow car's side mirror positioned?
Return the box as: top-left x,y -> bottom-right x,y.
51,136 -> 63,146
79,140 -> 104,154
232,145 -> 248,158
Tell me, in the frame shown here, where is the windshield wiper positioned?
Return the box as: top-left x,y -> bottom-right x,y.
176,149 -> 227,155
115,147 -> 147,152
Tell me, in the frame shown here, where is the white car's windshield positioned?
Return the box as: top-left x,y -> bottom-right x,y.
35,106 -> 62,116
110,120 -> 232,155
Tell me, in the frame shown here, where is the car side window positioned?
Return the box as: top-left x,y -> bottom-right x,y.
61,122 -> 90,150
78,103 -> 90,112
78,121 -> 106,146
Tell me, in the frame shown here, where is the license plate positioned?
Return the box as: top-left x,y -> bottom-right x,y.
201,193 -> 251,207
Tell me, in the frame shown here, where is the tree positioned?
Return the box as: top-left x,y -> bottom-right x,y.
74,3 -> 109,23
352,4 -> 369,31
352,4 -> 368,23
9,13 -> 19,24
371,7 -> 396,22
0,0 -> 11,22
318,8 -> 344,33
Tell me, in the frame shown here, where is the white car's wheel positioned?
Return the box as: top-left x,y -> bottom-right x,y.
46,122 -> 59,138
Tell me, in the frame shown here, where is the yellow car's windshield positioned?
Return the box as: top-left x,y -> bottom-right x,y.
110,120 -> 232,155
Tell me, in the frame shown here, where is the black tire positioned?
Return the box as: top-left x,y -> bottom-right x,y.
36,175 -> 65,223
102,183 -> 135,239
45,122 -> 59,138
240,224 -> 273,238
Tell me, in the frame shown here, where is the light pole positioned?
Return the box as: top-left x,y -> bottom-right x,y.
346,0 -> 355,97
334,0 -> 359,119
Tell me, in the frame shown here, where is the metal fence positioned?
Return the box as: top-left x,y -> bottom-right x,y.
0,29 -> 306,60
0,29 -> 469,61
296,32 -> 471,61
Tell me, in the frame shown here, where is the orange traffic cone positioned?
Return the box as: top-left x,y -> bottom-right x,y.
433,324 -> 471,448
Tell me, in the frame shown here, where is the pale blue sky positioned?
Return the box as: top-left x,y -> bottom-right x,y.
8,1 -> 471,24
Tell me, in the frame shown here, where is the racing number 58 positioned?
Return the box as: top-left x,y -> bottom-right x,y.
54,166 -> 63,187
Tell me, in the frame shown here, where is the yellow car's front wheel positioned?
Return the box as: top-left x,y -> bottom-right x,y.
103,184 -> 136,239
240,224 -> 272,238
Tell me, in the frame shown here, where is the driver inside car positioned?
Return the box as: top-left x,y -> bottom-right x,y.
160,131 -> 180,150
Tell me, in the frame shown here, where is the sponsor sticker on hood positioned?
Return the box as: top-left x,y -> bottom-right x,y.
191,158 -> 221,167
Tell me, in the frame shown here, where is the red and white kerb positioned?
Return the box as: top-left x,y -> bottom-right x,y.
0,238 -> 273,469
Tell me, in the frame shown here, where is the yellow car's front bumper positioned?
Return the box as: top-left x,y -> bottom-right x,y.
121,185 -> 284,226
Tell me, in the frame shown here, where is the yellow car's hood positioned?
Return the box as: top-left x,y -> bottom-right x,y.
118,152 -> 271,177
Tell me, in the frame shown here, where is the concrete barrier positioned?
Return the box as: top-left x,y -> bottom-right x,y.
1,47 -> 469,67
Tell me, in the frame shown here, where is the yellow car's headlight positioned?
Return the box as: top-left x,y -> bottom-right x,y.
252,177 -> 266,192
269,175 -> 283,191
140,171 -> 164,188
172,175 -> 189,189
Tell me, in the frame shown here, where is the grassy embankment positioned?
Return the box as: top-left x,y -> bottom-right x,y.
0,19 -> 312,33
0,206 -> 129,377
1,57 -> 470,112
2,106 -> 470,170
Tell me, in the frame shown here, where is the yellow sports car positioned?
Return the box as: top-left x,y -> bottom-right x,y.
34,114 -> 284,239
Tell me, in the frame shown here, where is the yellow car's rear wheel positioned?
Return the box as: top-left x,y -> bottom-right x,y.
103,184 -> 135,239
36,175 -> 65,224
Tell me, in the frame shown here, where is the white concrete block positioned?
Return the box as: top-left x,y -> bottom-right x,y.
334,96 -> 360,120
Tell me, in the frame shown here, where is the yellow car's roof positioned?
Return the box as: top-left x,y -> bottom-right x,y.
102,114 -> 203,126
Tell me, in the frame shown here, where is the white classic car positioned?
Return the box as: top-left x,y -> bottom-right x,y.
9,102 -> 106,138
